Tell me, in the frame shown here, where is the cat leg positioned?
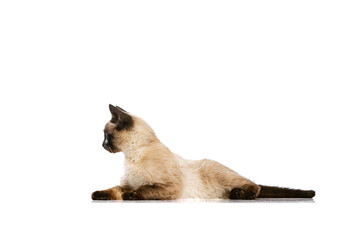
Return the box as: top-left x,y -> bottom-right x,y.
218,175 -> 261,200
91,185 -> 128,200
228,182 -> 261,200
122,183 -> 181,200
198,159 -> 261,200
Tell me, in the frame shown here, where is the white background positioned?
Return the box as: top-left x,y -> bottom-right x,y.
1,1 -> 359,239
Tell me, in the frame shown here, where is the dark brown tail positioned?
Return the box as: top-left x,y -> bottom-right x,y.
257,185 -> 316,198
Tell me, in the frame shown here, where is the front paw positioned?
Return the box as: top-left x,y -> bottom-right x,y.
92,191 -> 110,200
122,190 -> 143,200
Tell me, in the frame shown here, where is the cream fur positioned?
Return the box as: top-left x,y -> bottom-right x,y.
97,110 -> 260,200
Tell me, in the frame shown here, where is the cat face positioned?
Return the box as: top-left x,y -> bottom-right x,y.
102,104 -> 134,153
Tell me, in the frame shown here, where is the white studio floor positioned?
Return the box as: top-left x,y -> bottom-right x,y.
1,177 -> 357,240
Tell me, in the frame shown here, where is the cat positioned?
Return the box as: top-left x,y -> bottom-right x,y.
91,104 -> 315,200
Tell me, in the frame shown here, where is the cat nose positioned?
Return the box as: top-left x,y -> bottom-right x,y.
102,138 -> 108,148
103,133 -> 110,145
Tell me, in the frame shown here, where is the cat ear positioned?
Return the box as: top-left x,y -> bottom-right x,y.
109,104 -> 133,130
109,104 -> 120,123
116,105 -> 128,113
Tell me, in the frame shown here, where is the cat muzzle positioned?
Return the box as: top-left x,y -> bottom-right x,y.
102,141 -> 113,153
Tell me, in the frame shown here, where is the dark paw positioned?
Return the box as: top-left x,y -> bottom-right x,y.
230,188 -> 256,200
244,190 -> 257,200
122,191 -> 143,200
92,191 -> 110,200
230,188 -> 245,199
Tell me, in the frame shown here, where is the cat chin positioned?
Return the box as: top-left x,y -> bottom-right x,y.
103,145 -> 114,153
104,146 -> 121,154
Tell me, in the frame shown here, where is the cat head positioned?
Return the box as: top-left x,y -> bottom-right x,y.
102,104 -> 156,153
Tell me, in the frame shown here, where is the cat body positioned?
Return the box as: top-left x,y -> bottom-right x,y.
91,105 -> 315,201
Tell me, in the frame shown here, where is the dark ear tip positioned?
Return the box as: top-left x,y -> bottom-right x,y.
109,104 -> 115,109
116,106 -> 127,113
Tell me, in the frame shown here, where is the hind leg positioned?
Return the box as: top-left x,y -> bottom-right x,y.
198,159 -> 261,200
225,175 -> 261,200
229,184 -> 261,200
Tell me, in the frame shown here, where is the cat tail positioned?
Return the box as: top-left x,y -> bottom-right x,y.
257,185 -> 315,198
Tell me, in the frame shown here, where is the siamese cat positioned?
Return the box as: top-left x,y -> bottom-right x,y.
91,104 -> 315,200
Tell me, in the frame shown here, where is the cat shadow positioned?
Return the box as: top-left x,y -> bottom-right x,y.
92,198 -> 315,204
